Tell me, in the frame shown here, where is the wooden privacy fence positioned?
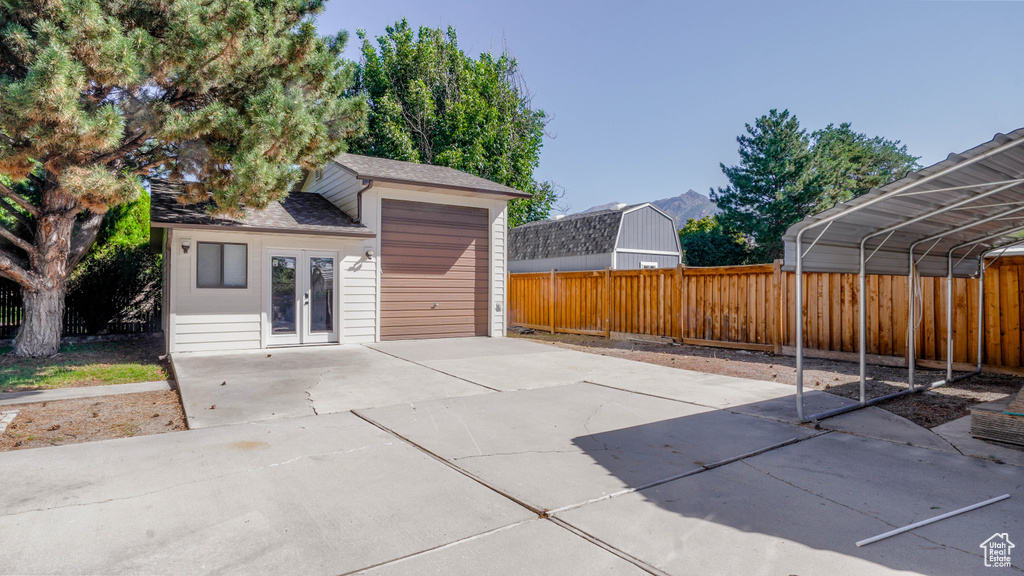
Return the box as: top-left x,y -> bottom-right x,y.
509,264 -> 779,352
0,279 -> 160,339
508,258 -> 1024,371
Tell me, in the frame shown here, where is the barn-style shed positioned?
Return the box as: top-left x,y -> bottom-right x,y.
508,203 -> 682,273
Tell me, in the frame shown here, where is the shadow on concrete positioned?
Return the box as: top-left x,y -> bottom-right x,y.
567,394 -> 1024,575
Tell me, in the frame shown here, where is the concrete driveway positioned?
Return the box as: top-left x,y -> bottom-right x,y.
1,338 -> 1021,575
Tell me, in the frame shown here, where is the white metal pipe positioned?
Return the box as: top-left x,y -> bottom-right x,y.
796,242 -> 805,422
856,494 -> 1010,547
947,252 -> 954,381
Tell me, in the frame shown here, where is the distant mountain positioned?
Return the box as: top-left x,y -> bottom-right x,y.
579,190 -> 719,227
651,190 -> 719,226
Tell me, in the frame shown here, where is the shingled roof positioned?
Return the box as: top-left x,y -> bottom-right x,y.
334,153 -> 531,199
509,206 -> 639,260
149,180 -> 374,237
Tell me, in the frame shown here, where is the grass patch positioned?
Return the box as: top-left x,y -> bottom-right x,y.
0,338 -> 168,392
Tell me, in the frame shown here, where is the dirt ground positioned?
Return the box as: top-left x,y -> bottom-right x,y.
0,390 -> 187,451
511,330 -> 1023,429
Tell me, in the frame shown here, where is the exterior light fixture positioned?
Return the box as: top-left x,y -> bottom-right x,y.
365,249 -> 374,260
181,239 -> 191,254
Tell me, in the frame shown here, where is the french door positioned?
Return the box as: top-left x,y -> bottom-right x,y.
267,250 -> 338,346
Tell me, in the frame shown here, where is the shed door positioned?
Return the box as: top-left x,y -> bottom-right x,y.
380,200 -> 490,340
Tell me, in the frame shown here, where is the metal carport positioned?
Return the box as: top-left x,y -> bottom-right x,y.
783,128 -> 1024,422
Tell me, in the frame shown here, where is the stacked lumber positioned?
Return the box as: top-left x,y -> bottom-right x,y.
971,387 -> 1024,447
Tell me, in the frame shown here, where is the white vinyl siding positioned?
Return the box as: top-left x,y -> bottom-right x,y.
167,229 -> 374,353
492,205 -> 506,335
301,163 -> 363,219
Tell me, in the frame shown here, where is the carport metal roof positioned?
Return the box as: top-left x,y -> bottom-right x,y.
782,128 -> 1024,423
783,127 -> 1024,278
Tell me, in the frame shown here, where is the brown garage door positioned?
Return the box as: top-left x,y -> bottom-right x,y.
380,200 -> 489,340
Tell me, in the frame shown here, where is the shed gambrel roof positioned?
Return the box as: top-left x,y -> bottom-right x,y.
509,205 -> 641,260
334,153 -> 532,199
149,180 -> 374,237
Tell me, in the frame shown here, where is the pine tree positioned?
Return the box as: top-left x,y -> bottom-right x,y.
712,110 -> 820,262
0,0 -> 365,356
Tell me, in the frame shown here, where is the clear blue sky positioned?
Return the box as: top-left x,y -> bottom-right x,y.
318,0 -> 1024,213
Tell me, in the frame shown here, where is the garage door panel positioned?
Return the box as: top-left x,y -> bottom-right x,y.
381,253 -> 489,270
380,199 -> 490,341
381,323 -> 489,339
381,221 -> 488,238
383,203 -> 489,222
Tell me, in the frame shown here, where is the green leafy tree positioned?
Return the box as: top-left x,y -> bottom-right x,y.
810,123 -> 919,210
0,0 -> 366,356
66,191 -> 160,335
677,216 -> 750,267
712,109 -> 821,263
349,19 -> 556,226
713,110 -> 918,263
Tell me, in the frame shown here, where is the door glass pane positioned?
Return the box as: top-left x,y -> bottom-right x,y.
309,257 -> 334,332
222,244 -> 247,287
271,256 -> 296,334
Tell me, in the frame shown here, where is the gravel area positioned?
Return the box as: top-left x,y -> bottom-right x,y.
0,390 -> 186,451
511,330 -> 1023,429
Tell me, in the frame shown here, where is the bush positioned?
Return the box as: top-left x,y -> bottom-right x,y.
678,216 -> 751,267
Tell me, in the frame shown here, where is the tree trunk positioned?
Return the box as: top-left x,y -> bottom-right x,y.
14,286 -> 65,357
11,184 -> 81,358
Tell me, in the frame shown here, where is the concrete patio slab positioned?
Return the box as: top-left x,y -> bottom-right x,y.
820,405 -> 959,451
557,432 -> 1023,575
173,345 -> 490,428
0,380 -> 174,406
932,415 -> 1024,468
367,336 -> 558,362
353,519 -> 652,576
357,382 -> 816,512
0,412 -> 534,576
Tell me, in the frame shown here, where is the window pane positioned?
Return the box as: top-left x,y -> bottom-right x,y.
196,243 -> 221,287
222,244 -> 247,287
309,257 -> 334,332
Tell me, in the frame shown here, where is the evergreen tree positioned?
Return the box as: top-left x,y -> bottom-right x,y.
0,0 -> 365,356
712,110 -> 820,263
712,111 -> 918,263
349,19 -> 557,227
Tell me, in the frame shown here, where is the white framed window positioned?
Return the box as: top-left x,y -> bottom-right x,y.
197,242 -> 248,288
639,261 -> 658,269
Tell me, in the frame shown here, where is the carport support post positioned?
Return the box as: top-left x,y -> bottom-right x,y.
908,251 -> 917,389
857,244 -> 867,405
947,252 -> 955,381
978,260 -> 985,372
795,235 -> 806,422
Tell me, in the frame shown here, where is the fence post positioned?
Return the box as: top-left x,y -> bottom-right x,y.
773,259 -> 783,354
549,269 -> 556,334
